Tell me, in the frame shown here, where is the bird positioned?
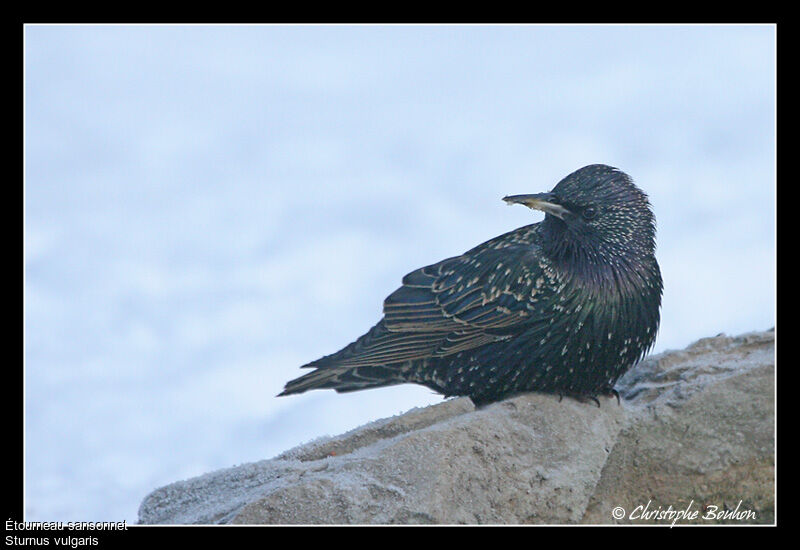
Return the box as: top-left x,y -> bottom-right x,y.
278,164 -> 662,407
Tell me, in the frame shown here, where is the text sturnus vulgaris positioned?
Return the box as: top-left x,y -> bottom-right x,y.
279,164 -> 663,406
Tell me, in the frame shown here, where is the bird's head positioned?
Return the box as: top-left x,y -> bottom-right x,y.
503,164 -> 657,267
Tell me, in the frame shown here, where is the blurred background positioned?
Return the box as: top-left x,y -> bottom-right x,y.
24,24 -> 775,522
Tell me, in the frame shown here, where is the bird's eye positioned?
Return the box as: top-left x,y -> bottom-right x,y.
582,206 -> 597,220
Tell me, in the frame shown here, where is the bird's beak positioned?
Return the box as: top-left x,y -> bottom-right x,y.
502,193 -> 570,220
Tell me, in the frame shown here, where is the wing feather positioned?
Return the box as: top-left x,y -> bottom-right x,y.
309,225 -> 545,369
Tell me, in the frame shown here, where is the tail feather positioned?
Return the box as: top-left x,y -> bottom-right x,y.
278,364 -> 406,396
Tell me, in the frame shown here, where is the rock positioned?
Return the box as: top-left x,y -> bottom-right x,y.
138,329 -> 774,525
583,329 -> 775,524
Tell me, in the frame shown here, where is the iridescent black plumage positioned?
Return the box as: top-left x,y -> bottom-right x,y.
279,164 -> 662,406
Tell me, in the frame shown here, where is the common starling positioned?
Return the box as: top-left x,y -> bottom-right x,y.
279,164 -> 662,406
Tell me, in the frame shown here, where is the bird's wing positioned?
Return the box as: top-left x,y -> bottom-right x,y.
386,241 -> 542,344
311,226 -> 548,369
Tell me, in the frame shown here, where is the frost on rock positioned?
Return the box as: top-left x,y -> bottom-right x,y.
138,329 -> 774,525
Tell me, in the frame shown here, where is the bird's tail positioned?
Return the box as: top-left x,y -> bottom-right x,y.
277,364 -> 407,396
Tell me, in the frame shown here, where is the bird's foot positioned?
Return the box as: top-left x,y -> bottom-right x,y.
557,389 -> 620,407
557,392 -> 601,407
599,386 -> 621,405
580,395 -> 602,408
